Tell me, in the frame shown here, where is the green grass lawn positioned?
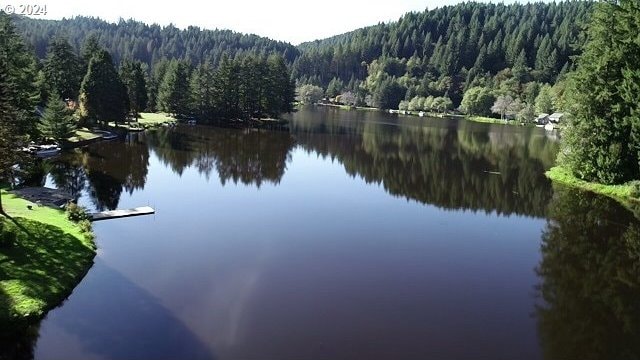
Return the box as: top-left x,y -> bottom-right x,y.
546,166 -> 640,202
138,112 -> 176,125
466,115 -> 509,124
108,113 -> 177,131
66,128 -> 103,143
0,190 -> 96,324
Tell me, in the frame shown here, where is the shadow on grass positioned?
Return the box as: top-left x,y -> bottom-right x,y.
0,217 -> 95,323
0,213 -> 33,238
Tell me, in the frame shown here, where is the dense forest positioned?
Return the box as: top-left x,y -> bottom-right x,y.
10,2 -> 593,116
295,1 -> 593,113
12,16 -> 299,65
3,0 -> 639,188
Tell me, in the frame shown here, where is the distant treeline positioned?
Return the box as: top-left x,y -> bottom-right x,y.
11,2 -> 593,114
12,16 -> 299,66
1,10 -> 296,147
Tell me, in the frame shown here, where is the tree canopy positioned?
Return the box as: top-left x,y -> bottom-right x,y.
558,0 -> 640,184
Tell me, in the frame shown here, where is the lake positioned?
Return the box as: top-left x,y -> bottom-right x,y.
2,106 -> 639,360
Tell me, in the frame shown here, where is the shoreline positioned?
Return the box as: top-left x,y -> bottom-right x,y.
312,103 -> 535,126
0,190 -> 96,327
545,166 -> 640,211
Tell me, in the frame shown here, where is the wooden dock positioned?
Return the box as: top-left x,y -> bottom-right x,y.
91,206 -> 155,221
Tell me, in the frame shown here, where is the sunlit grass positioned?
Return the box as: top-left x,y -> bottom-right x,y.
546,166 -> 640,202
138,112 -> 176,125
466,115 -> 509,124
0,190 -> 96,324
67,127 -> 103,143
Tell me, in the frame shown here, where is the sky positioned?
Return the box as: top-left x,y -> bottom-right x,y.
3,0 -> 521,44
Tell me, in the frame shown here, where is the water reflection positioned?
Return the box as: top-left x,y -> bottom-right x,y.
146,126 -> 294,187
0,324 -> 39,360
33,260 -> 216,360
5,108 -> 639,359
289,107 -> 558,217
38,108 -> 558,217
536,186 -> 640,360
45,134 -> 150,210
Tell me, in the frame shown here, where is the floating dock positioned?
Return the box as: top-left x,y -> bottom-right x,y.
91,206 -> 155,221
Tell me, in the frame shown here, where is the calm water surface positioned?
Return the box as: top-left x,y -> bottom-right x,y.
4,107 -> 640,360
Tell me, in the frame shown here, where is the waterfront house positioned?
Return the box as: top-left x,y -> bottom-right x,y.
549,113 -> 564,124
535,113 -> 550,125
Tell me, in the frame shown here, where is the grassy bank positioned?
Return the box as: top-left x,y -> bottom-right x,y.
109,112 -> 177,131
0,190 -> 96,325
466,115 -> 507,124
546,166 -> 640,203
314,103 -> 379,111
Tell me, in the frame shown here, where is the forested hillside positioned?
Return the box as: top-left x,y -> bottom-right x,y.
296,2 -> 591,85
294,1 -> 593,111
11,1 -> 594,114
12,16 -> 300,66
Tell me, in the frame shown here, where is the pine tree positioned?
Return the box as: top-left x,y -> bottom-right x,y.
120,59 -> 148,119
0,13 -> 38,138
189,61 -> 217,120
79,49 -> 128,125
43,37 -> 83,101
0,13 -> 35,213
39,94 -> 77,143
157,60 -> 191,116
558,0 -> 640,184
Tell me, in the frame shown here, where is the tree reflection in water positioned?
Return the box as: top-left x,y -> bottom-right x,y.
147,126 -> 294,188
537,185 -> 640,360
290,108 -> 558,217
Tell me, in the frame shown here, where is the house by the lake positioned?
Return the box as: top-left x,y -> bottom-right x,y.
535,113 -> 549,125
549,113 -> 564,124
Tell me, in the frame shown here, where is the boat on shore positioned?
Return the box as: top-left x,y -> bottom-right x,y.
22,144 -> 61,158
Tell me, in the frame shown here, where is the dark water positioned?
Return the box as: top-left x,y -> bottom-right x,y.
3,107 -> 640,360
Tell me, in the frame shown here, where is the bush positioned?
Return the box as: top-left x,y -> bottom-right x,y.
65,202 -> 90,222
630,181 -> 640,199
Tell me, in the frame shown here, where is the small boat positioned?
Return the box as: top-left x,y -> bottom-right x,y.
30,144 -> 61,158
94,130 -> 119,140
419,111 -> 425,117
544,123 -> 556,131
187,119 -> 197,125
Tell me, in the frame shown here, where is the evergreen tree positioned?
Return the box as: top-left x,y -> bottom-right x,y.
265,54 -> 295,117
0,13 -> 38,139
120,59 -> 148,119
326,77 -> 344,98
0,13 -> 36,213
559,0 -> 640,184
214,56 -> 241,119
189,61 -> 217,120
79,49 -> 128,125
43,36 -> 83,101
39,94 -> 77,143
157,60 -> 191,116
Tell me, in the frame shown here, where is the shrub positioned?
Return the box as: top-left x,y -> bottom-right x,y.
630,181 -> 640,199
65,202 -> 91,222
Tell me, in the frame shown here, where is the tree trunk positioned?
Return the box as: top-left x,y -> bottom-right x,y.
0,190 -> 5,216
